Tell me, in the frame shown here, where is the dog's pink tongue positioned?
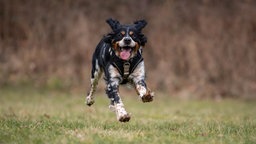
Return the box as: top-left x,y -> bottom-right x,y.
120,49 -> 131,60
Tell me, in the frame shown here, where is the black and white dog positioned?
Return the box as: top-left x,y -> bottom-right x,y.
86,18 -> 154,122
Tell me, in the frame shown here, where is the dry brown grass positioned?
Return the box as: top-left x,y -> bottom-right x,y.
0,0 -> 256,98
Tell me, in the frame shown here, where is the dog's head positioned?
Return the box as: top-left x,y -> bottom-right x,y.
104,18 -> 147,61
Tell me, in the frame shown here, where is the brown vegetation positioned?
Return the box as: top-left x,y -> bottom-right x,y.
1,0 -> 256,99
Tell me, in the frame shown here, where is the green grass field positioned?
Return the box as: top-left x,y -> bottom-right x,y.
0,86 -> 256,144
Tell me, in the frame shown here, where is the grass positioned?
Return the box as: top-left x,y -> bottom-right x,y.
0,86 -> 256,144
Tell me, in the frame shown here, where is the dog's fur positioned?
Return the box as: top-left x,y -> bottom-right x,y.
86,18 -> 154,122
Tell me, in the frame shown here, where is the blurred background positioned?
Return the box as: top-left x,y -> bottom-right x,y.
0,0 -> 256,99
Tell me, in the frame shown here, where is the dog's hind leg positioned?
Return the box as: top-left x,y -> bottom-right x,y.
86,59 -> 102,106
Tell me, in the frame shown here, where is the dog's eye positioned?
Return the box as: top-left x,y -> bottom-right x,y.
121,31 -> 125,36
129,31 -> 134,36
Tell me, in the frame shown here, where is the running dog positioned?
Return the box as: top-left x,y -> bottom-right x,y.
86,18 -> 154,122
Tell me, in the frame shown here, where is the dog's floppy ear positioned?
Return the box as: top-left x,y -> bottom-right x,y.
140,33 -> 147,46
106,18 -> 120,31
134,20 -> 147,31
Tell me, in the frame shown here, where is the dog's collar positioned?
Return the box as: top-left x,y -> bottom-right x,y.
111,52 -> 143,84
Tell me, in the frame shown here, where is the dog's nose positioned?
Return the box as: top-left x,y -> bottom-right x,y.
124,38 -> 131,45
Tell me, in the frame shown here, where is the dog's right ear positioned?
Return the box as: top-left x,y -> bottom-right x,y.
106,18 -> 120,31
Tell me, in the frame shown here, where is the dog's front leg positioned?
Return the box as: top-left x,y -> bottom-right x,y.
130,61 -> 154,102
135,80 -> 154,102
106,65 -> 130,122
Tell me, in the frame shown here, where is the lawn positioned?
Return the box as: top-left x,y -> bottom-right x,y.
0,86 -> 256,144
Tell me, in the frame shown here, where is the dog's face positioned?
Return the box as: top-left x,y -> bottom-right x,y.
105,18 -> 147,61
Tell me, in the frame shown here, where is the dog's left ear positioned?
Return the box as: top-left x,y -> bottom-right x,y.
134,20 -> 147,31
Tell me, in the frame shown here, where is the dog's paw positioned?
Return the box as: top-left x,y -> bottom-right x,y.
115,104 -> 131,122
141,91 -> 154,103
86,96 -> 95,106
118,114 -> 131,122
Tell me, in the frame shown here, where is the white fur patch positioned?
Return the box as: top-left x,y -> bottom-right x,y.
136,85 -> 147,97
115,103 -> 128,119
108,65 -> 122,82
129,61 -> 145,84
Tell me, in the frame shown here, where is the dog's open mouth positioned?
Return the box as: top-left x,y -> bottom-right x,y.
119,46 -> 133,60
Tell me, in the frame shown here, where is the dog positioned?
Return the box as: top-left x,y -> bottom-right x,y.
86,18 -> 154,122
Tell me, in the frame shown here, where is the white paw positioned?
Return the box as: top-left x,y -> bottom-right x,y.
115,103 -> 130,122
137,86 -> 147,97
86,96 -> 94,106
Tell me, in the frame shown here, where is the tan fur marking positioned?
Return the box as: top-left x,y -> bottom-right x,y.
121,31 -> 125,36
134,43 -> 140,52
129,31 -> 134,36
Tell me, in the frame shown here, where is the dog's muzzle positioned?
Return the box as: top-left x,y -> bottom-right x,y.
117,37 -> 137,60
